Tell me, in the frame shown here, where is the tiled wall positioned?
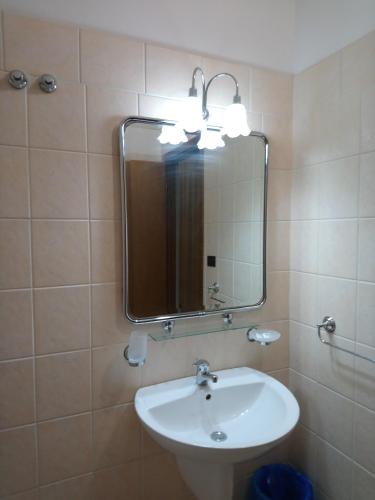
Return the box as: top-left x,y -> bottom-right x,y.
0,11 -> 292,500
289,30 -> 375,500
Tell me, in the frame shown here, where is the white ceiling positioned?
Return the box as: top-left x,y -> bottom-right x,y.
0,0 -> 374,74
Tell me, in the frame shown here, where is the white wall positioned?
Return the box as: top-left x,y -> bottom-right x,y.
295,0 -> 375,72
0,0 -> 296,73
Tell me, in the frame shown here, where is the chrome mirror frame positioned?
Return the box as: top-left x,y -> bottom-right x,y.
119,116 -> 268,324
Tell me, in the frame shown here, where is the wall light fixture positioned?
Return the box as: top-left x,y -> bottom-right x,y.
157,67 -> 250,150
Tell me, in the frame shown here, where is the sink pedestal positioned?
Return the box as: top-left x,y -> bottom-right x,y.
177,456 -> 234,500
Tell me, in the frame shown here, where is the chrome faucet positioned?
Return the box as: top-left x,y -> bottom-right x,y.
193,359 -> 218,386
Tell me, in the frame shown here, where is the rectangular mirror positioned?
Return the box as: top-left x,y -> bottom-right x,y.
119,117 -> 268,323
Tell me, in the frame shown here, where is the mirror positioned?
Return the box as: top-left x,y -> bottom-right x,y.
120,118 -> 268,323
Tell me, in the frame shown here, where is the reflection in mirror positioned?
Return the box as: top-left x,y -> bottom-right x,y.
121,119 -> 267,322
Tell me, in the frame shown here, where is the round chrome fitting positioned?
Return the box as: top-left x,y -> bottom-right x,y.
39,74 -> 58,93
8,70 -> 29,90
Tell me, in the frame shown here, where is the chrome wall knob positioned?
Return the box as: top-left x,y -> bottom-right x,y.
8,70 -> 29,89
39,74 -> 58,93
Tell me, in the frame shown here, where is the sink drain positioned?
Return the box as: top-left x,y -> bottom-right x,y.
210,431 -> 227,442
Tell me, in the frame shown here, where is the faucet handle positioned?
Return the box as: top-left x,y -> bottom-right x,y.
192,359 -> 209,372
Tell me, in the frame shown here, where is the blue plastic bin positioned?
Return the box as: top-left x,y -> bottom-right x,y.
249,464 -> 313,500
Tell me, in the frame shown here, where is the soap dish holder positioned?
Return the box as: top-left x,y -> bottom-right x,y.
247,328 -> 281,346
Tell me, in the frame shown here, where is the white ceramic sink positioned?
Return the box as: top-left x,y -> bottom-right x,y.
135,367 -> 299,500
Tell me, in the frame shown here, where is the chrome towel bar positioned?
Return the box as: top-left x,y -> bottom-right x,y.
317,316 -> 375,365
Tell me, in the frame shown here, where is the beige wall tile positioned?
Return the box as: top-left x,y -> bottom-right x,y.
0,220 -> 31,289
317,276 -> 356,340
353,404 -> 375,475
263,113 -> 292,170
289,425 -> 317,486
92,343 -> 141,409
251,67 -> 292,115
39,474 -> 94,500
2,490 -> 39,500
0,290 -> 33,360
291,166 -> 319,220
91,283 -> 131,347
358,219 -> 375,282
289,321 -> 318,380
352,463 -> 375,500
355,344 -> 375,412
93,403 -> 140,469
0,71 -> 27,146
90,220 -> 122,283
267,169 -> 291,221
360,151 -> 375,217
138,94 -> 184,121
289,272 -> 318,326
289,370 -> 317,429
30,149 -> 88,219
318,220 -> 358,279
361,86 -> 375,153
146,44 -> 202,98
341,31 -> 375,96
32,221 -> 89,287
93,461 -> 141,500
80,28 -> 144,91
290,221 -> 318,273
87,86 -> 137,155
319,157 -> 359,219
4,13 -> 79,81
259,320 -> 289,372
88,154 -> 121,219
34,286 -> 90,355
0,359 -> 34,429
315,437 -> 352,500
0,146 -> 29,218
36,351 -> 91,420
38,414 -> 92,484
28,81 -> 86,151
0,426 -> 37,496
357,282 -> 375,348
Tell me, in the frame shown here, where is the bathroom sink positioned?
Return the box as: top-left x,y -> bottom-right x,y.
135,366 -> 299,463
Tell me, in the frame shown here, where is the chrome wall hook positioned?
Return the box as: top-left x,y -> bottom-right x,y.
8,70 -> 29,89
39,74 -> 58,93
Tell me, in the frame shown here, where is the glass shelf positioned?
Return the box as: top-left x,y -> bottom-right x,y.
145,314 -> 258,341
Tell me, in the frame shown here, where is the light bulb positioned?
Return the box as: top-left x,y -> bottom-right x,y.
178,95 -> 204,133
157,124 -> 188,145
221,103 -> 251,138
197,125 -> 225,150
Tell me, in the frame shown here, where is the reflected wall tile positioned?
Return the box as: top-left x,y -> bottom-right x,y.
0,71 -> 27,146
0,426 -> 37,496
0,359 -> 35,429
28,81 -> 86,152
38,414 -> 92,484
0,290 -> 33,360
81,28 -> 144,91
0,220 -> 31,290
4,13 -> 79,81
32,221 -> 89,287
0,146 -> 29,218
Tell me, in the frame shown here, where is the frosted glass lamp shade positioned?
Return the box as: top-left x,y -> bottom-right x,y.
197,125 -> 225,150
222,103 -> 251,138
157,124 -> 188,145
178,96 -> 204,133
